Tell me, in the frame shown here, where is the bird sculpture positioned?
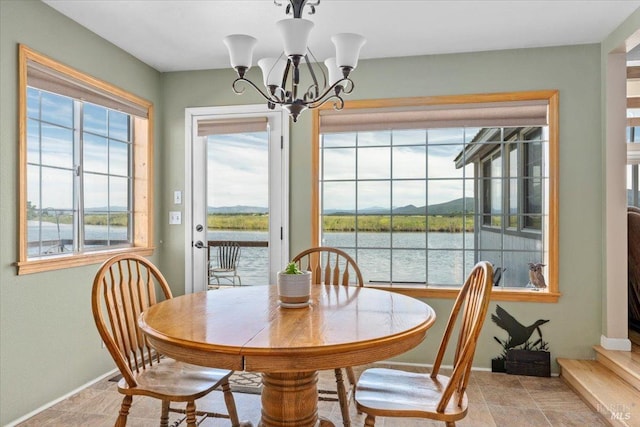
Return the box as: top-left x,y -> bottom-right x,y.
491,305 -> 549,349
493,267 -> 506,286
528,262 -> 547,289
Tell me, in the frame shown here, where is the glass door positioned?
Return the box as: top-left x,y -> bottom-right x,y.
187,106 -> 288,293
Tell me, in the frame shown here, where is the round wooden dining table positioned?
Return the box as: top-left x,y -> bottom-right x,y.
138,285 -> 436,427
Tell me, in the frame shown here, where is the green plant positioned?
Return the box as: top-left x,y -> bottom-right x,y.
283,262 -> 303,274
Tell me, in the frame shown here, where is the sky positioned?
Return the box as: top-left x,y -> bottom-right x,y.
319,129 -> 478,210
207,132 -> 270,208
27,88 -> 130,212
206,127 -> 480,210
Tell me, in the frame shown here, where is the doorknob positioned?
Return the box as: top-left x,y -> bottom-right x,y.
194,241 -> 205,249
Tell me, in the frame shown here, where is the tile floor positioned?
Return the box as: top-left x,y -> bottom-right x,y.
16,364 -> 609,427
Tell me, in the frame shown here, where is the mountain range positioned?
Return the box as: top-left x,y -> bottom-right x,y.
208,197 -> 475,216
208,205 -> 269,214
325,197 -> 475,215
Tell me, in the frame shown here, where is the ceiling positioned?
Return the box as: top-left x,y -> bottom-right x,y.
43,0 -> 640,73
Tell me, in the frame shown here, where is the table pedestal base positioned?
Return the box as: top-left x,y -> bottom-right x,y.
260,371 -> 334,427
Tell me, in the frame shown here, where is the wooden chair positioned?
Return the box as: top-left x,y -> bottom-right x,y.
208,241 -> 242,287
354,261 -> 494,427
92,254 -> 248,427
291,246 -> 364,427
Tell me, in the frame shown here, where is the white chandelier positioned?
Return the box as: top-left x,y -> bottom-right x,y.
223,0 -> 366,122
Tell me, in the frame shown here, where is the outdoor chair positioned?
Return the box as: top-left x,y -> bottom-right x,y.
92,253 -> 246,427
291,246 -> 364,427
354,261 -> 494,427
208,241 -> 242,287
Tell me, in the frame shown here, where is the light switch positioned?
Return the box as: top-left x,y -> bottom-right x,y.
174,190 -> 182,205
169,211 -> 181,225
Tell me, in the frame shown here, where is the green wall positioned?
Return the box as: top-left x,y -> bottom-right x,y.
0,1 -> 162,424
162,43 -> 605,372
1,0 -> 633,424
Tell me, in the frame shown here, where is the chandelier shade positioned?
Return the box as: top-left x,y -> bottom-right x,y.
222,0 -> 366,122
222,34 -> 257,71
276,18 -> 314,57
258,57 -> 288,87
324,57 -> 342,86
332,33 -> 367,69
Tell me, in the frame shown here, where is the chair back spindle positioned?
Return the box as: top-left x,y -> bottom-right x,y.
217,241 -> 240,270
208,241 -> 242,287
292,246 -> 363,286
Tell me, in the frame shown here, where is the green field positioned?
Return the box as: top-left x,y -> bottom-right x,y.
37,213 -> 129,226
37,212 -> 473,232
208,214 -> 474,232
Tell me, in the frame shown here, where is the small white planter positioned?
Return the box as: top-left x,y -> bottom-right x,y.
277,271 -> 311,307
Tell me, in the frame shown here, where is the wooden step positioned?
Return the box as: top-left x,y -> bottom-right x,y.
594,344 -> 640,392
557,358 -> 640,427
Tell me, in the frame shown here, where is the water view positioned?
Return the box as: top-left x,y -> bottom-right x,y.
27,221 -> 128,255
29,223 -> 477,286
209,229 -> 476,286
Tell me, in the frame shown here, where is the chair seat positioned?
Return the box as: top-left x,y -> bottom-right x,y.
211,268 -> 235,274
117,358 -> 233,402
355,368 -> 468,422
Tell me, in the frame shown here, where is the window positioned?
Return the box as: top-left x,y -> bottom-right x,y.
482,149 -> 502,227
312,91 -> 559,302
480,128 -> 544,233
17,45 -> 153,274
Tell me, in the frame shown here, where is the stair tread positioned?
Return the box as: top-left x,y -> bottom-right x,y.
558,358 -> 640,426
594,344 -> 640,375
594,345 -> 640,391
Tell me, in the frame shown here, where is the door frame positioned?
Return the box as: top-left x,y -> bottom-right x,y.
184,104 -> 289,294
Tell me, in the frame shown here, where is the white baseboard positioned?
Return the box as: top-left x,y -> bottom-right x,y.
600,334 -> 632,351
5,368 -> 118,427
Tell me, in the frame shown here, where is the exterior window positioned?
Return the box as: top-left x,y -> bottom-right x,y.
27,91 -> 133,256
481,150 -> 502,228
523,129 -> 543,229
312,91 -> 559,302
18,45 -> 153,274
507,142 -> 518,229
481,128 -> 544,234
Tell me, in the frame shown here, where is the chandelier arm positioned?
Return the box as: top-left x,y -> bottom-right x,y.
304,77 -> 354,105
231,77 -> 285,104
293,79 -> 349,110
339,77 -> 355,95
281,60 -> 293,102
278,0 -> 317,18
307,92 -> 345,111
272,85 -> 288,103
303,55 -> 320,96
304,49 -> 327,98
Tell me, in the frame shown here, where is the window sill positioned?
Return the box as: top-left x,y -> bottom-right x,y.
16,247 -> 155,275
365,283 -> 561,303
